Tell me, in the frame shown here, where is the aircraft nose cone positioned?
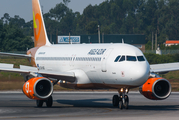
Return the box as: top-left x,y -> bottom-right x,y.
129,62 -> 150,85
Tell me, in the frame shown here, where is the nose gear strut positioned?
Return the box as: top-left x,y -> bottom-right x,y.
112,88 -> 129,109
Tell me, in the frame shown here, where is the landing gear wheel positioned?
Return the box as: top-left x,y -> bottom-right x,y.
118,97 -> 123,109
46,96 -> 53,107
112,95 -> 119,107
123,95 -> 129,109
36,100 -> 43,107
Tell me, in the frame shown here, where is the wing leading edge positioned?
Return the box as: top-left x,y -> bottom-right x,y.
150,62 -> 179,73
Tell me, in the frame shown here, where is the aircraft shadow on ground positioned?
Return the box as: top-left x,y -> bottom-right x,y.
129,105 -> 179,111
1,99 -> 178,111
56,99 -> 179,111
56,98 -> 113,108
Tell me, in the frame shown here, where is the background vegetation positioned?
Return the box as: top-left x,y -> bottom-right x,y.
144,53 -> 179,64
1,0 -> 179,51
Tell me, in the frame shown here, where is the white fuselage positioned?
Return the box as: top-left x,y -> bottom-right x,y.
35,43 -> 150,89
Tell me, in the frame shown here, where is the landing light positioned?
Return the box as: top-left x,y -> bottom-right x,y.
126,89 -> 128,93
120,88 -> 123,92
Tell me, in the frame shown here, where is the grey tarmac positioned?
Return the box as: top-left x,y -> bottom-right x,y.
0,91 -> 179,120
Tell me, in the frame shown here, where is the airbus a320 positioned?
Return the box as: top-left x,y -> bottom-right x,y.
0,0 -> 179,109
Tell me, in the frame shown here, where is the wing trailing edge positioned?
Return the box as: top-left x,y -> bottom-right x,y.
0,63 -> 75,82
0,52 -> 31,58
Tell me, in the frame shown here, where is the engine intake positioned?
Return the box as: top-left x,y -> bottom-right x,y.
23,77 -> 53,100
139,77 -> 171,100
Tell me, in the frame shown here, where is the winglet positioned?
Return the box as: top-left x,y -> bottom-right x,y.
32,0 -> 51,47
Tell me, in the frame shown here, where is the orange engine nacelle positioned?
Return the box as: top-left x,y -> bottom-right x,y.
22,77 -> 53,100
139,77 -> 171,100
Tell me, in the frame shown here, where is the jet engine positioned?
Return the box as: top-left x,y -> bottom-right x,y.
139,77 -> 171,100
22,77 -> 53,100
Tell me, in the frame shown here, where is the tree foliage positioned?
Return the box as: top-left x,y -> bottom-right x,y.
144,53 -> 179,64
63,0 -> 71,6
42,0 -> 179,48
1,0 -> 179,51
144,53 -> 175,64
85,21 -> 98,34
0,15 -> 33,51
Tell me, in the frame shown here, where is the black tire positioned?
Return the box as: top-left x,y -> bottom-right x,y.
46,96 -> 53,107
124,95 -> 129,109
118,97 -> 123,109
36,100 -> 43,107
112,95 -> 119,107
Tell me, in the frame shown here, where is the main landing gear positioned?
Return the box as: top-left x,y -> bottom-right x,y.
112,88 -> 129,109
36,96 -> 53,108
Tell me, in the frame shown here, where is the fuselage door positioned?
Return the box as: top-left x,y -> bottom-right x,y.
101,48 -> 113,72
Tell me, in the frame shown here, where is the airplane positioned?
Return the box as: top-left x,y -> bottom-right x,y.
1,0 -> 179,109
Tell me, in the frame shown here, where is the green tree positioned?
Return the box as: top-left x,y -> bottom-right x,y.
0,20 -> 4,50
0,20 -> 33,51
2,0 -> 179,50
85,21 -> 98,34
63,0 -> 71,6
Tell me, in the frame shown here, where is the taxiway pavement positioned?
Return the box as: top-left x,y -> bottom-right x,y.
0,91 -> 179,120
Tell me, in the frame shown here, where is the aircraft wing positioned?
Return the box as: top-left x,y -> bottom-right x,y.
0,52 -> 31,58
0,63 -> 75,82
150,62 -> 179,73
38,71 -> 75,82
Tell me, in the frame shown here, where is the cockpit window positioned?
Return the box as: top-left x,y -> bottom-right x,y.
114,56 -> 121,62
137,56 -> 145,61
127,56 -> 137,61
119,56 -> 125,62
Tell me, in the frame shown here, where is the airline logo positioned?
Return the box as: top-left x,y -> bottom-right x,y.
33,11 -> 42,41
25,82 -> 30,93
88,49 -> 106,55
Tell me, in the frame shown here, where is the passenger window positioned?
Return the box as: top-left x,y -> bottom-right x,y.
114,56 -> 121,62
127,56 -> 137,61
137,56 -> 145,61
119,56 -> 125,62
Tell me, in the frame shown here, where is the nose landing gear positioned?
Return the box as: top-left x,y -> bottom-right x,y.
112,88 -> 129,109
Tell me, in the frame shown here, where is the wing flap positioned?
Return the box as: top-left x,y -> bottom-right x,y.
20,65 -> 38,72
0,67 -> 29,74
0,63 -> 14,68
